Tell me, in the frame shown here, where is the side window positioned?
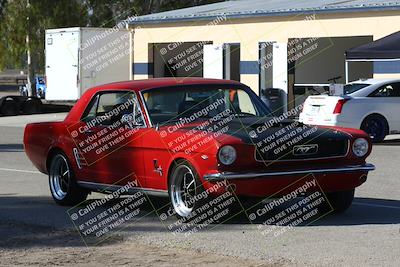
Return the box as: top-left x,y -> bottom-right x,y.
81,91 -> 145,127
369,83 -> 400,97
393,83 -> 400,97
237,90 -> 257,115
226,89 -> 257,115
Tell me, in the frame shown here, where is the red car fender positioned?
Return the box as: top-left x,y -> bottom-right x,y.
42,124 -> 74,174
163,147 -> 227,193
164,151 -> 216,179
321,125 -> 373,159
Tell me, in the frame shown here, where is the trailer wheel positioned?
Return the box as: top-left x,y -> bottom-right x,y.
0,99 -> 19,116
22,98 -> 43,115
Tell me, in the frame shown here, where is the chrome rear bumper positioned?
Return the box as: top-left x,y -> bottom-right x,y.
203,163 -> 375,182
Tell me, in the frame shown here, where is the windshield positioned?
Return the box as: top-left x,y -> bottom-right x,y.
142,86 -> 271,125
344,83 -> 370,94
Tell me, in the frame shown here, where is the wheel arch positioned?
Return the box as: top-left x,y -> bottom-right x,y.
360,113 -> 390,135
166,155 -> 202,183
167,157 -> 187,183
46,147 -> 66,173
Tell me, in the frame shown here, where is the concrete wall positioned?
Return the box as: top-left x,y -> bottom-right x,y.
132,10 -> 400,93
293,36 -> 373,84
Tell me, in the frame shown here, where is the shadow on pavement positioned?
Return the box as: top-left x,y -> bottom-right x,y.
0,195 -> 169,249
227,197 -> 400,226
0,194 -> 399,249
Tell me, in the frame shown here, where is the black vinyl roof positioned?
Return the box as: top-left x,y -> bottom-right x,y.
346,31 -> 400,60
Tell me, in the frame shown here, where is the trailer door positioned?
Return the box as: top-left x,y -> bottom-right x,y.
272,43 -> 288,94
46,30 -> 79,100
259,42 -> 288,113
203,44 -> 224,79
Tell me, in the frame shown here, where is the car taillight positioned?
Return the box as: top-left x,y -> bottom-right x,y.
333,99 -> 349,114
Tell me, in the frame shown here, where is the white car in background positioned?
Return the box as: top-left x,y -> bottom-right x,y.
299,79 -> 400,142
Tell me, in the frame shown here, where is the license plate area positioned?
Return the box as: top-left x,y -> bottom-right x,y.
307,105 -> 321,116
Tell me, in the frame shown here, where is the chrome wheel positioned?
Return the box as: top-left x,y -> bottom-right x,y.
49,154 -> 70,200
170,165 -> 197,217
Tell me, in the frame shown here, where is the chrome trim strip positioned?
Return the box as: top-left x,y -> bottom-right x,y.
77,181 -> 168,197
204,163 -> 375,181
138,91 -> 153,128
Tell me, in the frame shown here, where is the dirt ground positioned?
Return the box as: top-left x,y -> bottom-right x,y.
0,221 -> 276,267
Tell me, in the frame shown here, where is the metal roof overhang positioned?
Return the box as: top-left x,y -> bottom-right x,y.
129,5 -> 400,25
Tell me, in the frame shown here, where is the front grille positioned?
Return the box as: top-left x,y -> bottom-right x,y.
255,140 -> 349,161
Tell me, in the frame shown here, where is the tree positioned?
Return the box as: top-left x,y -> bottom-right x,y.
0,0 -> 7,17
83,0 -> 223,27
0,0 -> 28,70
0,0 -> 225,71
0,0 -> 88,72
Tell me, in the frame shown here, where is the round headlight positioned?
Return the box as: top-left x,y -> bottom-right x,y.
218,145 -> 237,165
352,138 -> 369,157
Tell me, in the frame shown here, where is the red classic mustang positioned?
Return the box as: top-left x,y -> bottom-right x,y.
24,78 -> 375,219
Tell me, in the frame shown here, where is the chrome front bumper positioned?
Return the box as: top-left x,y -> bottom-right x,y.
203,163 -> 375,182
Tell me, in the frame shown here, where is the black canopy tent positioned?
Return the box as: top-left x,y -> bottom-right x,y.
345,31 -> 400,83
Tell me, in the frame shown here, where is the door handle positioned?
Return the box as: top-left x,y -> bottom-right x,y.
83,129 -> 95,135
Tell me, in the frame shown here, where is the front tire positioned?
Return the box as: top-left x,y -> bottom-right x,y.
49,153 -> 88,206
325,189 -> 355,213
169,160 -> 204,219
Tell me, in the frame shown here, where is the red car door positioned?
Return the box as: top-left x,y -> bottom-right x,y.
140,127 -> 170,191
69,90 -> 147,188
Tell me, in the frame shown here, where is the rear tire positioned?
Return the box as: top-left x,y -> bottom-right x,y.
325,189 -> 355,213
361,114 -> 388,143
49,153 -> 88,206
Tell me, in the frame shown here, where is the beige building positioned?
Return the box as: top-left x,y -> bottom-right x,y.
129,0 -> 400,111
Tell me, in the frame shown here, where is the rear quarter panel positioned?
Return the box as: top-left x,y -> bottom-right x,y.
341,97 -> 394,130
24,121 -> 73,174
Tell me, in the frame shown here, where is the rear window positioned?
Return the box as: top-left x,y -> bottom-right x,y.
344,83 -> 370,95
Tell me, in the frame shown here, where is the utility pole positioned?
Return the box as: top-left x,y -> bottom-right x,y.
26,0 -> 32,96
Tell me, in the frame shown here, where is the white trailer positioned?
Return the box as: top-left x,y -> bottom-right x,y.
45,27 -> 132,101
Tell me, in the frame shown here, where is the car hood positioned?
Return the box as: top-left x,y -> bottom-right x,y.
179,117 -> 351,160
180,117 -> 348,143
